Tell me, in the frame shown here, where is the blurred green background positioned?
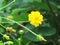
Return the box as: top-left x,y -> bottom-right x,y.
0,0 -> 60,45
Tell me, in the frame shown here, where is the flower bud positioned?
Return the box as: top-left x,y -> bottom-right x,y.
3,34 -> 10,40
19,30 -> 24,35
18,38 -> 22,42
6,27 -> 13,34
37,35 -> 47,41
7,15 -> 13,19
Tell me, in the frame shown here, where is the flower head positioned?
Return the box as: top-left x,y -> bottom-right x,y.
3,34 -> 10,40
28,11 -> 43,27
7,15 -> 13,19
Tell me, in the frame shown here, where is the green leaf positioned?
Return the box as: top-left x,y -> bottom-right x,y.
13,12 -> 28,22
24,24 -> 39,41
11,8 -> 30,15
24,24 -> 56,41
38,27 -> 56,36
24,32 -> 39,42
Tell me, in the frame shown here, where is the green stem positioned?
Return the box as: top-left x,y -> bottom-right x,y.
26,41 -> 31,45
0,21 -> 28,24
1,17 -> 37,36
0,16 -> 47,41
16,22 -> 37,36
0,33 -> 3,36
0,22 -> 14,24
0,0 -> 15,10
19,35 -> 22,45
0,24 -> 6,29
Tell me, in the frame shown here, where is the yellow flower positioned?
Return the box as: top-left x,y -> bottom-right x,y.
28,11 -> 43,27
3,34 -> 10,40
7,15 -> 13,19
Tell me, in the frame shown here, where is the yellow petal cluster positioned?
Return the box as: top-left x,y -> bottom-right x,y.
28,11 -> 43,27
7,15 -> 13,19
3,34 -> 10,40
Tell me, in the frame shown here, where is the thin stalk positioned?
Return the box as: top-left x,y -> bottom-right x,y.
0,22 -> 14,24
0,0 -> 15,10
26,41 -> 31,45
1,17 -> 38,36
0,24 -> 6,29
0,21 -> 28,24
0,33 -> 3,36
0,17 -> 47,41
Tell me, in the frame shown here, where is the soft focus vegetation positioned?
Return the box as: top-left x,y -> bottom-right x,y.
0,0 -> 60,45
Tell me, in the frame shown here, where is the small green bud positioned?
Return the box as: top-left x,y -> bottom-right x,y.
18,38 -> 22,42
19,30 -> 24,35
3,34 -> 10,40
